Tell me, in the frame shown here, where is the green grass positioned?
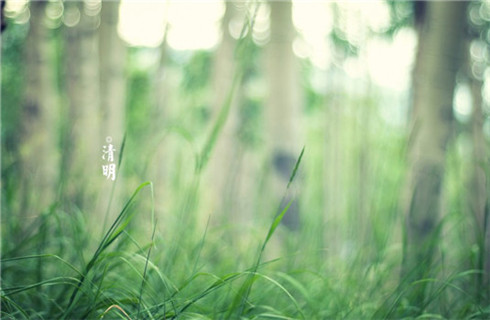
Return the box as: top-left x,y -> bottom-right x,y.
2,2 -> 489,319
1,147 -> 306,319
3,146 -> 487,319
2,196 -> 488,318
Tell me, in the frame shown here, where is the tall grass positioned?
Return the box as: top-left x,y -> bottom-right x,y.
3,3 -> 489,320
2,155 -> 488,318
0,144 -> 305,319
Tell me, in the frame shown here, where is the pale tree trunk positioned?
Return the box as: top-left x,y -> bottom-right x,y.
97,0 -> 126,223
99,0 -> 125,154
265,0 -> 302,230
401,0 -> 468,308
323,64 -> 345,255
63,1 -> 100,209
205,1 -> 239,221
148,9 -> 193,236
19,1 -> 59,219
149,26 -> 171,232
153,24 -> 169,124
467,58 -> 489,301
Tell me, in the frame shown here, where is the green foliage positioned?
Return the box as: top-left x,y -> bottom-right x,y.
468,0 -> 490,40
238,97 -> 262,147
1,23 -> 27,144
126,68 -> 152,137
384,0 -> 415,36
2,1 -> 489,319
330,28 -> 359,57
302,60 -> 326,114
1,149 -> 308,319
181,50 -> 213,93
198,70 -> 241,172
1,22 -> 28,207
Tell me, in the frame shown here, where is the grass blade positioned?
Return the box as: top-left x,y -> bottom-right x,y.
63,181 -> 153,318
137,182 -> 156,318
230,146 -> 305,318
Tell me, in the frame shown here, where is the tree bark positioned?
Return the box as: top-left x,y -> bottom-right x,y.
1,0 -> 7,33
19,1 -> 59,219
99,0 -> 125,150
63,1 -> 100,208
401,0 -> 468,309
265,0 -> 302,230
467,57 -> 489,302
97,0 -> 126,223
205,1 -> 240,220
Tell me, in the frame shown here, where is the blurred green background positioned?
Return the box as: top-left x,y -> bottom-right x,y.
1,0 -> 490,318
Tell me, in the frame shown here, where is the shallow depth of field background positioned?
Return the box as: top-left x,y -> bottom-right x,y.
1,1 -> 490,319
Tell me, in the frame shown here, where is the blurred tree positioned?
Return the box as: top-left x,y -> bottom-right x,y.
63,1 -> 100,208
148,24 -> 170,233
19,1 -> 59,219
401,0 -> 468,309
206,1 -> 239,219
97,0 -> 126,221
265,0 -> 302,229
198,2 -> 265,235
99,0 -> 125,154
152,25 -> 168,122
1,0 -> 6,33
468,60 -> 488,302
1,23 -> 26,226
465,1 -> 490,302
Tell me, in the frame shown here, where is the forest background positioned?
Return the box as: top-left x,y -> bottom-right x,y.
1,0 -> 490,318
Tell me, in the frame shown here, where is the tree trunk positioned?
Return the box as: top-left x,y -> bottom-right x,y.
468,59 -> 488,302
99,0 -> 125,151
205,1 -> 240,220
149,23 -> 171,234
97,0 -> 126,224
401,0 -> 468,309
265,0 -> 302,230
19,1 -> 59,219
63,1 -> 100,209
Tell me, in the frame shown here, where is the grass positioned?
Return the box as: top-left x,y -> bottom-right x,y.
3,142 -> 486,319
1,16 -> 314,315
2,2 -> 489,319
1,151 -> 304,319
2,198 -> 488,319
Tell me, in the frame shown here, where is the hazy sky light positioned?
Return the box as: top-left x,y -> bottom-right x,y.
5,0 -> 416,92
117,0 -> 413,91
